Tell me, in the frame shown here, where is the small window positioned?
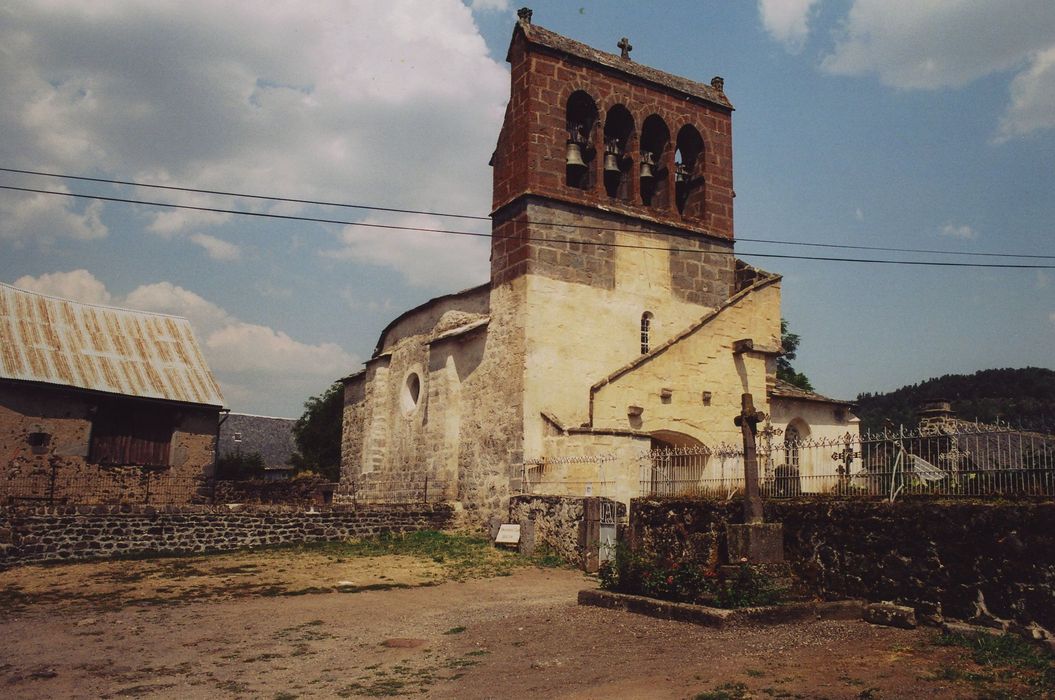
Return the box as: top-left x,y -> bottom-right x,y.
640,312 -> 653,354
232,432 -> 243,443
89,402 -> 174,467
401,371 -> 422,416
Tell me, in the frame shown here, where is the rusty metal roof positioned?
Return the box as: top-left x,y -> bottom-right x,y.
0,282 -> 225,407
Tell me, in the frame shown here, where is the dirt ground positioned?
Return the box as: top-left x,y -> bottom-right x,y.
0,547 -> 1051,699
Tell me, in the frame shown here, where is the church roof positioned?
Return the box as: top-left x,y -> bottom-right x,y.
770,378 -> 853,406
0,282 -> 224,407
511,15 -> 733,111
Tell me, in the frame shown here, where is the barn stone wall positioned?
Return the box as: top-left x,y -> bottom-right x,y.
0,502 -> 454,568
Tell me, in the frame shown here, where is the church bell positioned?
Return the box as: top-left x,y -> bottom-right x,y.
676,162 -> 695,185
639,151 -> 655,180
566,140 -> 587,170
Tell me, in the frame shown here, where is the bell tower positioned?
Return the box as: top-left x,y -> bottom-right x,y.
489,7 -> 736,306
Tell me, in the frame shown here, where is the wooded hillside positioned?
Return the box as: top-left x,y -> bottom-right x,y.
854,367 -> 1055,434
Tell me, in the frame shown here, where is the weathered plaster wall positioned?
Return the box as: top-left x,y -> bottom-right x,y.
629,498 -> 1055,636
528,432 -> 650,505
769,397 -> 860,490
515,203 -> 737,457
340,279 -> 527,528
0,503 -> 454,568
591,280 -> 781,456
0,382 -> 218,505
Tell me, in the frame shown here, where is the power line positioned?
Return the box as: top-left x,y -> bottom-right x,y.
0,166 -> 490,223
2,183 -> 1054,270
4,166 -> 1053,261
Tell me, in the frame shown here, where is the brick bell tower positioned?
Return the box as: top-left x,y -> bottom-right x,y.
489,7 -> 736,304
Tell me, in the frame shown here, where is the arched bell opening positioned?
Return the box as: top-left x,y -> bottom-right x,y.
639,114 -> 671,209
565,91 -> 599,191
602,104 -> 634,201
674,125 -> 705,218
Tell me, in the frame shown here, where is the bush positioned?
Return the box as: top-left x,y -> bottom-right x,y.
599,544 -> 783,608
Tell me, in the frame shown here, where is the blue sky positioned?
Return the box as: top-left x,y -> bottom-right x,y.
1,0 -> 1053,417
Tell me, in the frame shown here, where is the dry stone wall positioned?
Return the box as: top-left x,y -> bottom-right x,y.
629,498 -> 1055,637
0,503 -> 453,568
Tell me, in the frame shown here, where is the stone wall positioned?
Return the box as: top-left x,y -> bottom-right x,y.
628,498 -> 1055,636
0,502 -> 454,569
0,382 -> 218,506
509,494 -> 626,568
509,494 -> 587,565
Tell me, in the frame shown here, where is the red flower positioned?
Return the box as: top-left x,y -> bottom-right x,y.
666,575 -> 674,585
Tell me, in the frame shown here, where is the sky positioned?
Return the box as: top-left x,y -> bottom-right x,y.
1,0 -> 1053,418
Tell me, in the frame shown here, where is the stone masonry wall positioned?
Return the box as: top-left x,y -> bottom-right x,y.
0,502 -> 454,569
0,383 -> 218,506
629,498 -> 1055,636
509,494 -> 587,566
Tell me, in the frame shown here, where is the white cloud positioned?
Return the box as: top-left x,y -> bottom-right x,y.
760,1 -> 1055,140
1050,311 -> 1055,326
190,233 -> 242,261
324,213 -> 490,290
123,281 -> 234,335
854,207 -> 864,221
206,323 -> 352,377
939,222 -> 977,240
1037,271 -> 1051,290
996,46 -> 1055,141
469,0 -> 509,11
820,1 -> 1055,90
0,188 -> 107,245
0,0 -> 507,240
758,0 -> 822,50
13,270 -> 356,415
12,269 -> 113,304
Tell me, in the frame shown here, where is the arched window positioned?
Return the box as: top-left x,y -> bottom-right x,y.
640,311 -> 653,354
565,91 -> 598,191
784,424 -> 800,471
639,115 -> 670,208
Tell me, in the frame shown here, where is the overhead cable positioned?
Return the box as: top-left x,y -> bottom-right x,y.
3,166 -> 1052,261
2,183 -> 1053,270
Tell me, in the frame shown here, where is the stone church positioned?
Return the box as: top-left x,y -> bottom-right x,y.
339,10 -> 855,522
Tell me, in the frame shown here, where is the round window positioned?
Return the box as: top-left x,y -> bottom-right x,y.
401,371 -> 422,415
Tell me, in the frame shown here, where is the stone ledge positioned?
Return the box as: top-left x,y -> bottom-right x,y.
578,589 -> 864,629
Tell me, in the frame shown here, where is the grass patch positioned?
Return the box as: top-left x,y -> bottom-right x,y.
443,626 -> 467,635
931,631 -> 1054,694
305,530 -> 526,580
695,682 -> 750,700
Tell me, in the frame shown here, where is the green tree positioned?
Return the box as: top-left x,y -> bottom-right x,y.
290,381 -> 344,481
215,451 -> 265,480
776,318 -> 813,391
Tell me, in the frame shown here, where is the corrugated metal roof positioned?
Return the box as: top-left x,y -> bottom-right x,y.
0,282 -> 225,407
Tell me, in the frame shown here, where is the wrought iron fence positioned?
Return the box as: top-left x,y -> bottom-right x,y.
515,423 -> 1055,501
639,424 -> 1055,500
